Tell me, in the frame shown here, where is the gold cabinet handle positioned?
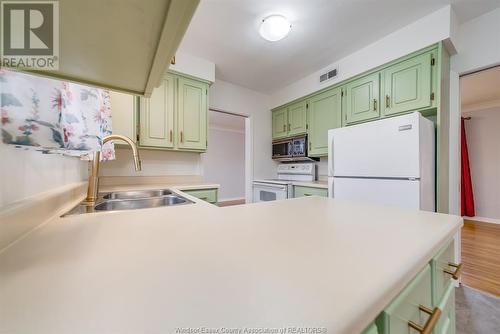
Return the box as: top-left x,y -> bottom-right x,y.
283,124 -> 286,132
385,95 -> 390,108
169,130 -> 173,142
444,262 -> 463,280
373,99 -> 377,111
408,305 -> 442,334
309,141 -> 311,150
180,131 -> 184,143
288,123 -> 291,131
304,193 -> 313,196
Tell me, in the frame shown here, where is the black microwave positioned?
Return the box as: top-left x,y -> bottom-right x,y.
272,136 -> 309,161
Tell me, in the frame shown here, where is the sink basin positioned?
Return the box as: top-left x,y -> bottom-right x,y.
62,190 -> 193,216
94,195 -> 192,211
102,189 -> 173,200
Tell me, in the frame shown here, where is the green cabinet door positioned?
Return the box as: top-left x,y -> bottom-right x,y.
361,323 -> 379,334
177,76 -> 208,151
139,74 -> 175,148
308,87 -> 342,156
294,186 -> 328,198
182,188 -> 218,204
382,52 -> 432,116
287,100 -> 307,136
272,108 -> 288,140
345,73 -> 380,124
376,265 -> 433,334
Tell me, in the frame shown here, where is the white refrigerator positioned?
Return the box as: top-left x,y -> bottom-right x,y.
328,112 -> 435,211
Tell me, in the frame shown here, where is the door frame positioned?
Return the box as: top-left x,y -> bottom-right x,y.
207,107 -> 252,204
450,61 -> 500,282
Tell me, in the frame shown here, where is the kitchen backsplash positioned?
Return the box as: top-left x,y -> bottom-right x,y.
317,157 -> 328,180
100,148 -> 202,177
0,143 -> 87,208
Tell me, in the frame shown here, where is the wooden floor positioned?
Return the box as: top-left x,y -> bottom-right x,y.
217,199 -> 246,207
461,219 -> 500,297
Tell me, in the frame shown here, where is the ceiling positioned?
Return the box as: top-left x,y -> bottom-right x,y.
179,0 -> 500,94
461,66 -> 500,112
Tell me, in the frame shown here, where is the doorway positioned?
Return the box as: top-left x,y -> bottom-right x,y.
459,65 -> 500,297
201,109 -> 247,206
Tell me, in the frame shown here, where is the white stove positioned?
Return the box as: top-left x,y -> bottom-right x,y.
253,163 -> 316,202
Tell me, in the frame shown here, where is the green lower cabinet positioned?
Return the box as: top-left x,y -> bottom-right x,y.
375,239 -> 458,334
293,186 -> 328,198
376,264 -> 433,334
382,52 -> 432,117
361,323 -> 379,334
182,188 -> 218,204
345,73 -> 380,125
435,282 -> 456,334
431,239 -> 456,306
307,87 -> 342,156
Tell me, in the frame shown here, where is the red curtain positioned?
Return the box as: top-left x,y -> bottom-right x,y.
461,117 -> 475,217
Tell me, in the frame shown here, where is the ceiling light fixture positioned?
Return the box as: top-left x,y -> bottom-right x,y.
259,15 -> 291,42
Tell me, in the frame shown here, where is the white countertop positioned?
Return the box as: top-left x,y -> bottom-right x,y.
0,196 -> 461,334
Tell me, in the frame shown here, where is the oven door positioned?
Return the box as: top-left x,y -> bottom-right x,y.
253,182 -> 288,202
272,139 -> 292,160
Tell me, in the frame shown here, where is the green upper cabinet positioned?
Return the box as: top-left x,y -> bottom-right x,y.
139,74 -> 175,148
177,76 -> 208,151
272,101 -> 307,140
307,87 -> 342,156
272,107 -> 288,140
138,72 -> 209,152
345,73 -> 380,125
287,100 -> 307,137
382,52 -> 432,117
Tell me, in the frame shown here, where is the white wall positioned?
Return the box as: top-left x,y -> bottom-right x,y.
209,80 -> 275,180
169,52 -> 215,83
462,107 -> 500,220
451,7 -> 500,74
449,7 -> 500,215
0,144 -> 88,208
271,6 -> 455,108
201,127 -> 245,201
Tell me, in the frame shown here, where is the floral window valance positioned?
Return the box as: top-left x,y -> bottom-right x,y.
0,69 -> 115,160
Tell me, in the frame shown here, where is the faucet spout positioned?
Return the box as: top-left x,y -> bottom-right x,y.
85,135 -> 142,204
102,135 -> 142,171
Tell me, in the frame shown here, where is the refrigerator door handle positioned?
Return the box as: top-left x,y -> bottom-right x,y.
398,124 -> 413,131
328,134 -> 334,177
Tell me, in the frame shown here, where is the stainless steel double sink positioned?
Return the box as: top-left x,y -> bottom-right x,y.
62,189 -> 193,216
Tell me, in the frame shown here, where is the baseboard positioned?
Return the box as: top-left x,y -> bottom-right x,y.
466,216 -> 500,225
218,198 -> 246,207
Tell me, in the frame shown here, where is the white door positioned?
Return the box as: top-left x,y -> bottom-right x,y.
333,177 -> 421,209
253,183 -> 288,202
331,113 -> 421,178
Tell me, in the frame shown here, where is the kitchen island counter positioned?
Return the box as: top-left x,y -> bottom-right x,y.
0,197 -> 461,334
